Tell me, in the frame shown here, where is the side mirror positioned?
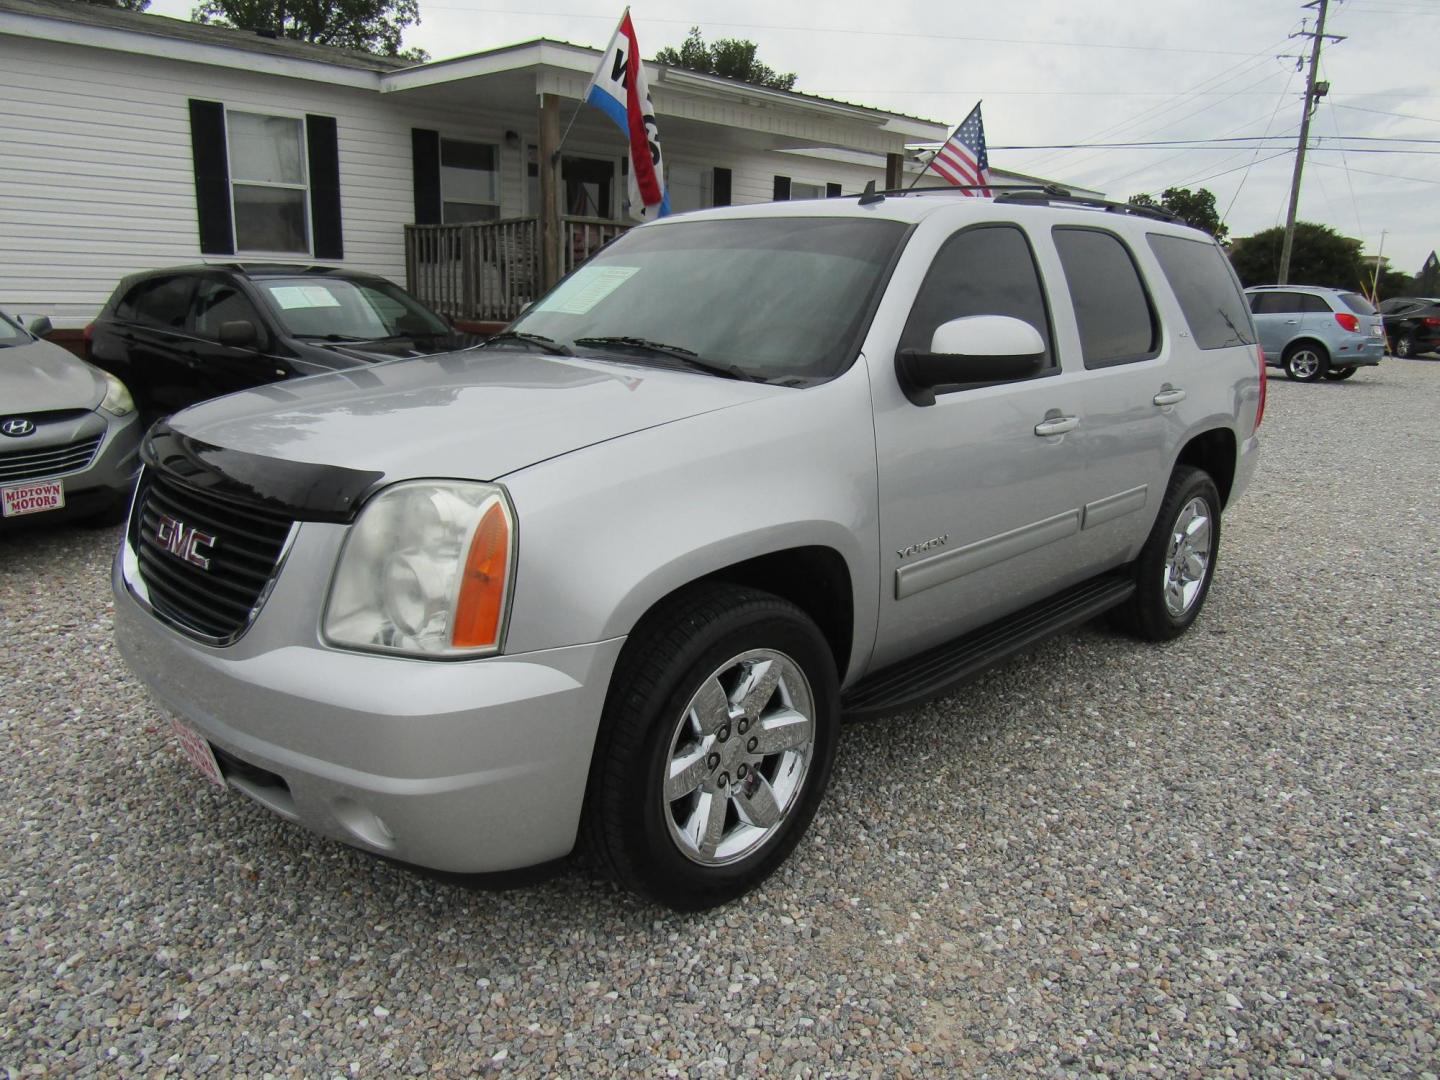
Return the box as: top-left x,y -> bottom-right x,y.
21,315 -> 53,338
218,320 -> 258,349
896,315 -> 1046,406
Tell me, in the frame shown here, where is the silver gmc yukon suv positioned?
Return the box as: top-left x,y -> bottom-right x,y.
114,188 -> 1263,910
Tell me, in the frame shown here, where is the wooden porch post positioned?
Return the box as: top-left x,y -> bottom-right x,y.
885,151 -> 904,191
539,93 -> 562,291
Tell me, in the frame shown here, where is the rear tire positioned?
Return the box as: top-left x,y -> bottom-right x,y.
584,583 -> 839,910
1394,333 -> 1414,359
1115,466 -> 1222,642
1283,343 -> 1328,382
1323,365 -> 1357,381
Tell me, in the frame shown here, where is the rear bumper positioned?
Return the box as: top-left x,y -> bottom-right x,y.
113,533 -> 625,873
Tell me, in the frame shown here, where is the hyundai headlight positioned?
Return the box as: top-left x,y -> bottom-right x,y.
98,370 -> 135,416
323,481 -> 515,658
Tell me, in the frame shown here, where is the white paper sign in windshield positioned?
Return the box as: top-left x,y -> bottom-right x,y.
268,286 -> 344,310
535,266 -> 640,316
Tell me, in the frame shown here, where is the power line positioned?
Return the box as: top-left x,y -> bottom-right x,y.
1310,159 -> 1440,185
1332,103 -> 1440,125
993,135 -> 1440,148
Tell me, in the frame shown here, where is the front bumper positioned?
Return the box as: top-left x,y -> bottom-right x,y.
114,526 -> 624,873
0,409 -> 141,527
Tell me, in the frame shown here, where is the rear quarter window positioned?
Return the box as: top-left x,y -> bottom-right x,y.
1147,233 -> 1257,349
1338,292 -> 1377,315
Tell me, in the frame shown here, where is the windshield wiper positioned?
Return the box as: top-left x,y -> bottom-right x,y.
294,333 -> 372,343
478,330 -> 573,356
571,336 -> 760,381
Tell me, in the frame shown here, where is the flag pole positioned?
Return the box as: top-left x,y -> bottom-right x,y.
552,101 -> 586,165
908,99 -> 981,191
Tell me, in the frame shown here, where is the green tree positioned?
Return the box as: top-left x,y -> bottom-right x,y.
654,27 -> 796,91
1127,187 -> 1227,242
192,0 -> 427,59
1227,222 -> 1364,289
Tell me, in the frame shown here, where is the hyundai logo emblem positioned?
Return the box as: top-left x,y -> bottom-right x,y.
1,417 -> 35,437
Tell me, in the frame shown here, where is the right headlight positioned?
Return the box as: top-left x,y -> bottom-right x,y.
323,480 -> 515,658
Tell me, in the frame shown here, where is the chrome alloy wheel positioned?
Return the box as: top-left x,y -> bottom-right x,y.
1288,348 -> 1322,379
1163,496 -> 1213,617
662,649 -> 815,866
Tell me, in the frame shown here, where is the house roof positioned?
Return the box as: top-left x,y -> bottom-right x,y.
0,0 -> 411,71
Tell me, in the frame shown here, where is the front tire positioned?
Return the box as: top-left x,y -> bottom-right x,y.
1115,466 -> 1222,642
1324,365 -> 1357,381
1283,343 -> 1328,382
584,583 -> 839,910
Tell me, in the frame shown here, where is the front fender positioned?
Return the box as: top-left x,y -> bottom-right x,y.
498,369 -> 881,679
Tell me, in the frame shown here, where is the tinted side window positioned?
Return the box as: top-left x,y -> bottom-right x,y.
1251,292 -> 1301,314
1300,294 -> 1331,314
125,276 -> 195,330
1338,292 -> 1376,315
1146,233 -> 1256,349
899,224 -> 1054,377
1052,228 -> 1158,368
194,275 -> 263,340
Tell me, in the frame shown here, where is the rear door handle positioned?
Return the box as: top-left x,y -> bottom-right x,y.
1034,415 -> 1079,437
1153,387 -> 1187,406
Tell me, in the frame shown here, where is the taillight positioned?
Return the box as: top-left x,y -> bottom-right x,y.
1255,346 -> 1266,430
83,322 -> 95,343
1424,317 -> 1440,327
1334,312 -> 1360,332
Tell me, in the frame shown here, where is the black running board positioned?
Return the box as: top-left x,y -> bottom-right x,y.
841,572 -> 1135,720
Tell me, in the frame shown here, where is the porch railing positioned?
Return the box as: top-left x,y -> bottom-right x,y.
405,217 -> 629,323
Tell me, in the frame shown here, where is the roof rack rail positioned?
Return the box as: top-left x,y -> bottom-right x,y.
993,189 -> 1186,225
851,181 -> 1189,226
855,181 -> 1065,206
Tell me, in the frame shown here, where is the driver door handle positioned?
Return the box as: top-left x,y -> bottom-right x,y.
1153,387 -> 1187,406
1034,415 -> 1079,437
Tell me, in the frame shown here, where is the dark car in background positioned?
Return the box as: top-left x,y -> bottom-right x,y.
87,265 -> 477,417
1,308 -> 141,528
1377,297 -> 1440,358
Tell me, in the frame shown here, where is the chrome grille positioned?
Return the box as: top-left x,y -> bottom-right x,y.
0,434 -> 103,483
130,469 -> 294,643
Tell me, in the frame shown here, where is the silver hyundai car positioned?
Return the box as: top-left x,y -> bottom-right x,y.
0,309 -> 142,528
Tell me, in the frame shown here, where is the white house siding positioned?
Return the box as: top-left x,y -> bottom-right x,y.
0,35 -> 530,327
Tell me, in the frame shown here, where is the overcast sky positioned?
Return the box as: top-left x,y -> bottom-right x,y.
149,0 -> 1440,274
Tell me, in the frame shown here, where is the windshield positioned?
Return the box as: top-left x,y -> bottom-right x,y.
254,277 -> 450,341
0,310 -> 29,347
509,216 -> 909,383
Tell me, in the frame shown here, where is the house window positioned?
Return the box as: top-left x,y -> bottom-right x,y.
790,181 -> 825,201
440,138 -> 500,223
227,111 -> 309,253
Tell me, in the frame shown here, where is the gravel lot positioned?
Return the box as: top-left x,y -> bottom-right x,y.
3,358 -> 1437,1078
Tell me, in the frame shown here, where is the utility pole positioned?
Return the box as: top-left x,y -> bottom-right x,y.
1277,0 -> 1345,285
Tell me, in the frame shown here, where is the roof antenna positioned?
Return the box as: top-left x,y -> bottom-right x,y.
858,180 -> 885,206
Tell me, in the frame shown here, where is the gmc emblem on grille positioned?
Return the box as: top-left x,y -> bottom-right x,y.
156,514 -> 217,570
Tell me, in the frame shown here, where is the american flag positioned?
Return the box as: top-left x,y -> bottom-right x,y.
929,103 -> 991,195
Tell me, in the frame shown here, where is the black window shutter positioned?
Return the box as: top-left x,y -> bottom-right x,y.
188,99 -> 234,256
826,182 -> 842,198
412,128 -> 442,225
773,175 -> 791,201
306,115 -> 343,260
712,167 -> 731,207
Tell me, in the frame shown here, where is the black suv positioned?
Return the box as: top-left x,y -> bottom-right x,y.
87,265 -> 475,417
1377,296 -> 1440,358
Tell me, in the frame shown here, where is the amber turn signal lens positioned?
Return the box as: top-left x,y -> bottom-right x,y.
451,500 -> 511,649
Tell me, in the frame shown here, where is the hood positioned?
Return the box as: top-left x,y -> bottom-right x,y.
0,338 -> 105,414
318,333 -> 482,364
169,348 -> 780,481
